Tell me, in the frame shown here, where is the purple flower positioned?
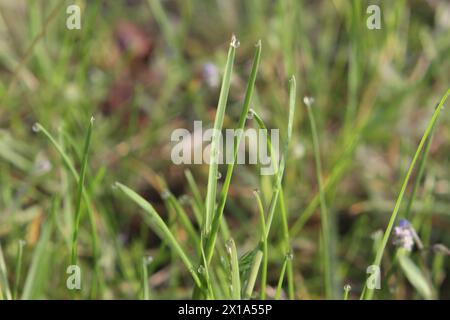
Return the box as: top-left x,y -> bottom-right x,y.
393,219 -> 414,251
202,62 -> 219,88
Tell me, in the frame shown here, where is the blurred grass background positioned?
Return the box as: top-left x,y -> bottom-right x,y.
0,0 -> 449,299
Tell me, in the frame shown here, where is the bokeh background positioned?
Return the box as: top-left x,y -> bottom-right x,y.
0,0 -> 449,299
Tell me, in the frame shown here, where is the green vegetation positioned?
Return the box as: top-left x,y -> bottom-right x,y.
0,0 -> 450,300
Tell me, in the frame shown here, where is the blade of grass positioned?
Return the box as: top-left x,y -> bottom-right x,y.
21,200 -> 56,299
248,76 -> 296,299
275,257 -> 288,300
141,256 -> 151,300
363,89 -> 450,300
0,243 -> 12,300
226,238 -> 241,299
305,98 -> 335,299
4,1 -> 65,97
184,169 -> 204,225
402,123 -> 436,220
165,191 -> 200,250
264,76 -> 296,237
114,182 -> 202,288
343,284 -> 351,300
204,40 -> 261,264
203,35 -> 239,237
71,117 -> 94,266
13,240 -> 25,300
243,250 -> 263,299
253,190 -> 268,299
34,121 -> 101,297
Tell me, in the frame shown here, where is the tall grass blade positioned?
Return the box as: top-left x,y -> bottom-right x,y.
226,238 -> 241,299
115,182 -> 202,288
204,35 -> 238,237
305,98 -> 336,299
13,240 -> 25,300
363,89 -> 450,299
71,117 -> 94,265
204,40 -> 261,263
0,243 -> 12,300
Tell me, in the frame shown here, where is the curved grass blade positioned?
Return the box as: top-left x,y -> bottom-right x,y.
204,40 -> 261,264
275,257 -> 288,300
243,250 -> 263,299
203,35 -> 239,237
115,182 -> 202,288
363,89 -> 450,299
34,120 -> 101,296
305,98 -> 335,299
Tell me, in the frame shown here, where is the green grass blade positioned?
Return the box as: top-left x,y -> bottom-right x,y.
252,190 -> 268,300
264,76 -> 296,240
203,35 -> 238,237
115,182 -> 202,288
21,203 -> 55,300
397,250 -> 434,299
184,169 -> 205,225
343,284 -> 351,300
141,257 -> 151,300
275,257 -> 288,300
402,123 -> 436,220
245,76 -> 296,299
165,191 -> 200,249
13,240 -> 25,300
305,98 -> 335,299
0,243 -> 12,300
363,89 -> 450,299
204,41 -> 261,264
34,121 -> 101,296
71,117 -> 94,265
243,250 -> 263,299
204,40 -> 261,263
226,238 -> 241,299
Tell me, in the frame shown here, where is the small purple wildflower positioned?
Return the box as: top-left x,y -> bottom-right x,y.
393,219 -> 415,251
202,62 -> 220,88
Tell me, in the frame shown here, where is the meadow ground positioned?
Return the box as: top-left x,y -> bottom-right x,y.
0,0 -> 450,300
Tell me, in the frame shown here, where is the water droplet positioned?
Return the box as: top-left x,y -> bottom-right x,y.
230,35 -> 240,48
303,96 -> 315,108
32,123 -> 40,132
90,116 -> 95,124
216,171 -> 222,180
285,252 -> 294,260
225,239 -> 234,255
161,190 -> 171,200
197,265 -> 205,274
344,284 -> 351,291
246,109 -> 255,120
19,239 -> 26,246
145,256 -> 154,265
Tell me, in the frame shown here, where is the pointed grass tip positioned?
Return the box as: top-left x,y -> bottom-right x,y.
230,34 -> 240,48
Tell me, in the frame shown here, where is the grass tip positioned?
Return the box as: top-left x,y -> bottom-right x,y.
230,34 -> 240,48
32,123 -> 41,133
303,96 -> 315,108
